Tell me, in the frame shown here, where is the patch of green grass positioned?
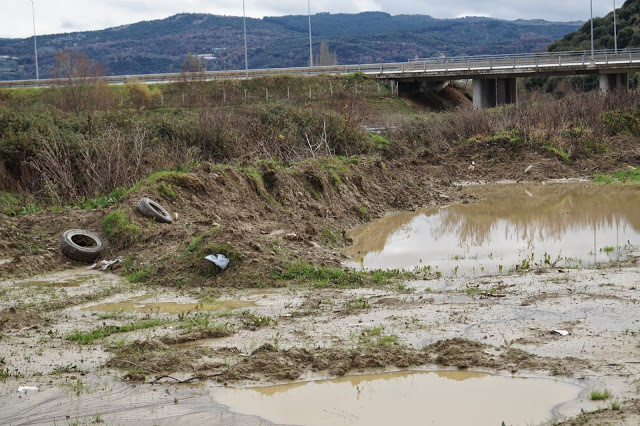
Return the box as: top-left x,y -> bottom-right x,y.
593,167 -> 640,183
358,205 -> 369,219
544,145 -> 570,162
177,312 -> 235,332
329,170 -> 342,189
590,388 -> 612,401
125,266 -> 154,283
600,246 -> 615,253
273,260 -> 404,288
103,209 -> 141,246
157,182 -> 177,199
358,326 -> 399,346
370,133 -> 390,147
238,311 -> 277,327
322,228 -> 339,243
395,282 -> 415,293
0,191 -> 42,217
186,235 -> 203,253
610,400 -> 621,410
346,296 -> 371,309
76,188 -> 126,210
66,319 -> 165,344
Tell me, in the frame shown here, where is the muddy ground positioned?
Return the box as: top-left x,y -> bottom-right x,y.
1,139 -> 640,425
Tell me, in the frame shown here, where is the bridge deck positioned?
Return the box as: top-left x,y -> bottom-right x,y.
2,48 -> 640,88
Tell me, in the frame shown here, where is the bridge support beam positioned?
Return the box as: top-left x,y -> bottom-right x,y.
599,73 -> 628,92
472,78 -> 516,109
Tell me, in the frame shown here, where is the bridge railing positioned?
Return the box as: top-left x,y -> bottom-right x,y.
3,48 -> 640,88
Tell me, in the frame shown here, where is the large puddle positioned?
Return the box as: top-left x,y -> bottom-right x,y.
213,370 -> 581,426
344,183 -> 640,276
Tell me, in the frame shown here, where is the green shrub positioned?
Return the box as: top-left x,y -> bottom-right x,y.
103,209 -> 140,246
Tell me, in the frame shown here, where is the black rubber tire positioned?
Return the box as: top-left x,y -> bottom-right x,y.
136,197 -> 173,224
60,229 -> 105,263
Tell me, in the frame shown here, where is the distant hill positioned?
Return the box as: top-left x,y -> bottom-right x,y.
0,12 -> 582,81
549,0 -> 640,51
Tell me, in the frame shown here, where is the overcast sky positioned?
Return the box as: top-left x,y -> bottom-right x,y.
2,0 -> 616,39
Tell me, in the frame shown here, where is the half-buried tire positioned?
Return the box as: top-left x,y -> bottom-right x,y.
60,229 -> 105,263
136,197 -> 173,224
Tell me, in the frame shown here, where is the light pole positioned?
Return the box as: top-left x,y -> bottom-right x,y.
590,0 -> 595,61
308,0 -> 313,67
243,0 -> 248,78
613,0 -> 618,53
31,0 -> 39,80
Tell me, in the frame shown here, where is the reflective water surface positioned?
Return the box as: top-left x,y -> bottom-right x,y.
344,183 -> 640,276
213,370 -> 581,426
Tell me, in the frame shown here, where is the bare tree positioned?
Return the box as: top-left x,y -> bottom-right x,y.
317,41 -> 338,66
53,51 -> 108,115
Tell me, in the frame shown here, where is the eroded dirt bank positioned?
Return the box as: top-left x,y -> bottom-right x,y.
1,143 -> 640,424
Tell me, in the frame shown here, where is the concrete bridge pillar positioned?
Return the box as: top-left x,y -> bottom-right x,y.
472,78 -> 516,109
599,73 -> 628,92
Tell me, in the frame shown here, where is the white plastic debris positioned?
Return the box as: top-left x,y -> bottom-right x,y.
552,329 -> 570,336
18,386 -> 38,393
524,165 -> 534,174
87,257 -> 123,271
205,254 -> 230,270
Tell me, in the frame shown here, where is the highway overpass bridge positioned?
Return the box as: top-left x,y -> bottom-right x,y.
2,48 -> 640,109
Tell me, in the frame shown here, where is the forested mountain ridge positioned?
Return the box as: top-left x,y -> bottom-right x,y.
0,11 -> 581,80
549,0 -> 640,51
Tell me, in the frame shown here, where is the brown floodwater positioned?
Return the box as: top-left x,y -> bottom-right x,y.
84,294 -> 255,314
213,370 -> 581,426
344,183 -> 640,276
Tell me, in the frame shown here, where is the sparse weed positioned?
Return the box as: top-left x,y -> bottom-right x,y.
590,388 -> 612,400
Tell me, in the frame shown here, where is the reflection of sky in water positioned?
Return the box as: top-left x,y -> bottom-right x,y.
344,184 -> 640,275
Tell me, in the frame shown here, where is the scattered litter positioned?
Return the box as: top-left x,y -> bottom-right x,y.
282,313 -> 292,317
552,330 -> 570,336
87,257 -> 123,271
439,194 -> 450,200
524,189 -> 533,198
174,212 -> 179,220
18,386 -> 38,393
524,165 -> 534,174
284,233 -> 303,241
205,254 -> 230,270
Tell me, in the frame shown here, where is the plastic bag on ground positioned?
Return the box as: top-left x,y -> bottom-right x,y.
205,254 -> 230,270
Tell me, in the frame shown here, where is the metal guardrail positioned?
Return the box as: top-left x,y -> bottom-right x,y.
2,48 -> 640,89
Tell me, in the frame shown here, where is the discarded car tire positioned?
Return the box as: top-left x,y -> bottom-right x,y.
136,197 -> 173,224
60,229 -> 105,263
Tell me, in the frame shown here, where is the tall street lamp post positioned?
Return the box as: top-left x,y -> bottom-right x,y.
613,0 -> 618,53
243,0 -> 248,78
31,0 -> 39,80
590,0 -> 595,61
308,0 -> 313,66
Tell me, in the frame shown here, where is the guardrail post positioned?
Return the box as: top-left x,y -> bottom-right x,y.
468,60 -> 470,71
558,56 -> 561,66
446,60 -> 448,71
606,53 -> 609,64
424,61 -> 427,72
402,63 -> 405,73
630,52 -> 633,63
380,62 -> 383,73
490,59 -> 493,70
582,55 -> 585,65
513,57 -> 516,69
535,58 -> 538,68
